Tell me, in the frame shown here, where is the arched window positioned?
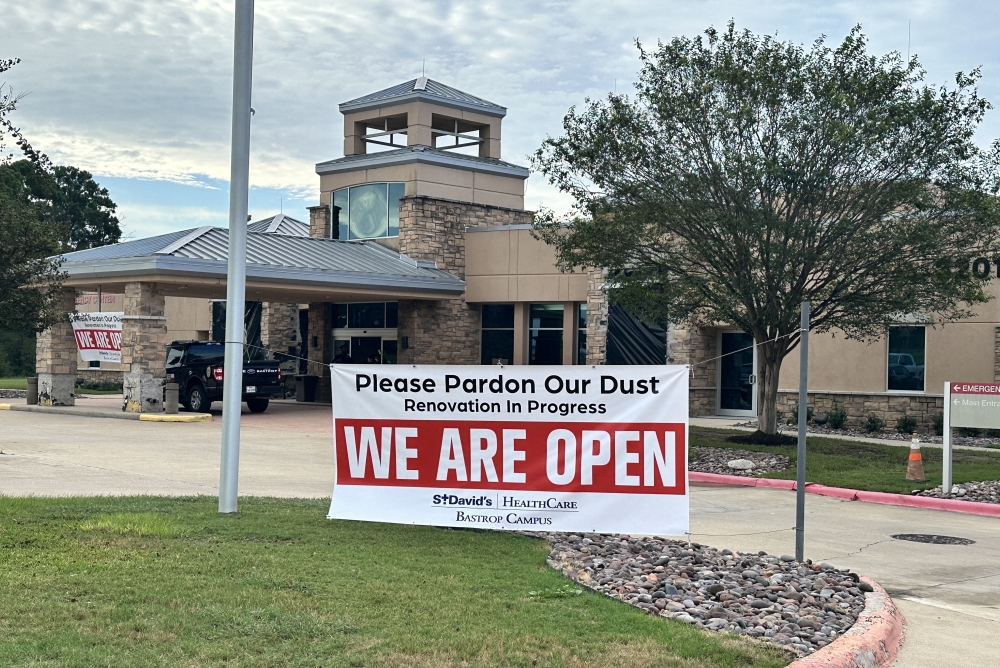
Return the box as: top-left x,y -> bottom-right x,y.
331,182 -> 405,240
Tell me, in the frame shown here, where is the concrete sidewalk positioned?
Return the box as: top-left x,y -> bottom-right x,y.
1,408 -> 997,666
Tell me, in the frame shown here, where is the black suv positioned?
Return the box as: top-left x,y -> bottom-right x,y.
165,341 -> 281,413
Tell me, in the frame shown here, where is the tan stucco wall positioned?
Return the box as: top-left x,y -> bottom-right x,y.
464,228 -> 588,303
777,281 -> 1000,394
319,162 -> 524,212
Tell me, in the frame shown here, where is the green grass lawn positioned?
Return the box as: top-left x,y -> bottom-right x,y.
0,377 -> 27,390
0,496 -> 789,668
692,426 -> 1000,494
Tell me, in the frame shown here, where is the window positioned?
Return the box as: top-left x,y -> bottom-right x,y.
481,304 -> 514,364
331,182 -> 405,240
166,347 -> 185,367
330,302 -> 398,365
577,304 -> 587,365
888,326 -> 925,392
529,304 -> 563,365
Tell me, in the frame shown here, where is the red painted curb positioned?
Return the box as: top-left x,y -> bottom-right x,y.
689,472 -> 796,489
690,472 -> 1000,517
786,577 -> 904,668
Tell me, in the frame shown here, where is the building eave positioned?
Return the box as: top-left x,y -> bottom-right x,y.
315,149 -> 529,179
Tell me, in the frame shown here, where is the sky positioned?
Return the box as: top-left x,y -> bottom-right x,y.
3,0 -> 1000,239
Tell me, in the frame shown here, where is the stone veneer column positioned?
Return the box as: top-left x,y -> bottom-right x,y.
395,196 -> 534,365
121,281 -> 168,413
307,302 -> 332,402
668,324 -> 718,416
35,287 -> 79,406
585,269 -> 608,365
308,204 -> 331,238
261,302 -> 300,377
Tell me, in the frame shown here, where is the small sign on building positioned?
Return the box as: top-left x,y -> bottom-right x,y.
69,312 -> 123,364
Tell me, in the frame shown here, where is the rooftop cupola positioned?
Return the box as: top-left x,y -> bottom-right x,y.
339,77 -> 506,159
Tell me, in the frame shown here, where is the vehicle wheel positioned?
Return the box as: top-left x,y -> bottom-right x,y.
247,398 -> 269,413
188,384 -> 212,413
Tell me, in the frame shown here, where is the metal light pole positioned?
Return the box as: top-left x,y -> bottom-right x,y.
219,0 -> 254,514
795,301 -> 809,561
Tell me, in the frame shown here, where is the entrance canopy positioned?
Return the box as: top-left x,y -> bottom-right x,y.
54,226 -> 465,302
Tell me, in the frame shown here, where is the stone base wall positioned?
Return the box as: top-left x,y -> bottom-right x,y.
776,391 -> 946,431
396,196 -> 533,366
77,369 -> 125,385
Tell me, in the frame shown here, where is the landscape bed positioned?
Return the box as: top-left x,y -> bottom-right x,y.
0,496 -> 789,668
690,427 -> 1000,497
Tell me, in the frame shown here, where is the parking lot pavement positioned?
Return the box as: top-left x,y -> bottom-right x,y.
686,484 -> 1000,667
2,408 -> 997,664
0,403 -> 334,498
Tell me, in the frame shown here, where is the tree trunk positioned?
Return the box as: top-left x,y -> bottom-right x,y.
756,342 -> 786,435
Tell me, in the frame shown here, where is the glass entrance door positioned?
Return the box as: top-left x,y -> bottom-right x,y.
717,332 -> 756,416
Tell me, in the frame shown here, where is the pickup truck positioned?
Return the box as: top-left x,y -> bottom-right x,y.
164,340 -> 281,413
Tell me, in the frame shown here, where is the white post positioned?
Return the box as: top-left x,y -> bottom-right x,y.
795,302 -> 809,562
219,0 -> 254,514
943,381 -> 952,495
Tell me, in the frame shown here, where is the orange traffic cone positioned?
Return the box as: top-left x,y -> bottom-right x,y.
906,432 -> 926,481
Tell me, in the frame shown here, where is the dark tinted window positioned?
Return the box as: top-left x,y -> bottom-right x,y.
483,304 -> 514,329
166,347 -> 185,367
186,344 -> 224,364
529,304 -> 563,330
386,302 -> 398,328
888,326 -> 925,392
334,304 -> 348,328
348,303 -> 385,329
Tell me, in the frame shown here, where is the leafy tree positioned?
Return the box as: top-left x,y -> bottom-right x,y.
533,24 -> 1000,436
1,159 -> 121,251
0,191 -> 64,331
0,57 -> 66,336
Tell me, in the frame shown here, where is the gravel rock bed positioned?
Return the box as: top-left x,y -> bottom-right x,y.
734,421 -> 1000,448
545,533 -> 868,657
913,480 -> 1000,504
690,446 -> 791,476
0,389 -> 26,399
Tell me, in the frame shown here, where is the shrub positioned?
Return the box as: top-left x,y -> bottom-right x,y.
864,413 -> 886,433
75,379 -> 123,392
788,405 -> 814,425
895,415 -> 918,435
957,427 -> 982,437
931,412 -> 944,436
827,406 -> 848,430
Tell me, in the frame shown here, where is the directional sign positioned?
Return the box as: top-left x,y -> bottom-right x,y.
949,382 -> 1000,429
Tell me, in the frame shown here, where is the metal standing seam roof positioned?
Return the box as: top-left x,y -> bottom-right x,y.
315,145 -> 529,178
247,213 -> 309,237
339,77 -> 507,117
55,227 -> 465,295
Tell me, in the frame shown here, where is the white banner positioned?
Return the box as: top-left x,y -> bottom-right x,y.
69,312 -> 123,363
327,365 -> 689,536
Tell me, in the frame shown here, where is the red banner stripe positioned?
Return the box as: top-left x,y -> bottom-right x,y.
334,419 -> 687,495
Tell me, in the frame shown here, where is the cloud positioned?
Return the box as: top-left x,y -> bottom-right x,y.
5,0 -> 1000,236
